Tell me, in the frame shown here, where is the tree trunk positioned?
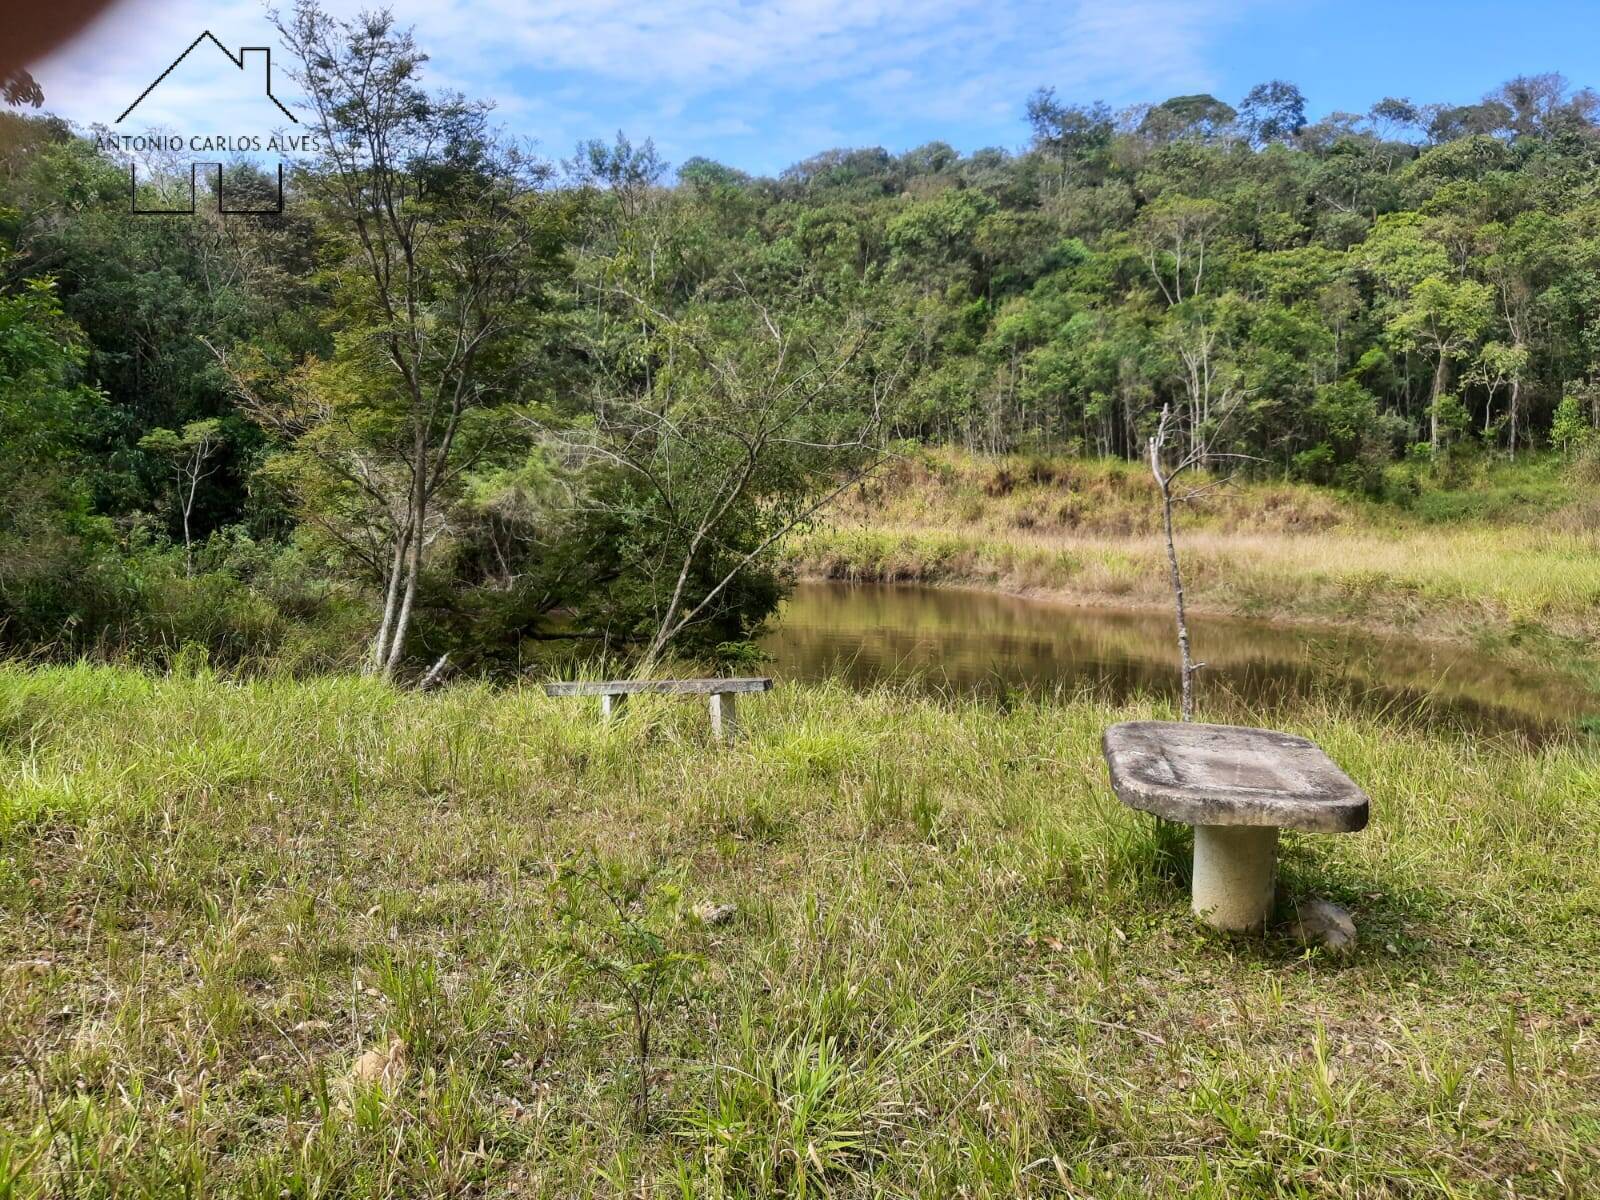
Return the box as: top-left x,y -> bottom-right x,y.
640,556 -> 692,671
383,554 -> 420,680
1429,354 -> 1448,453
369,523 -> 412,673
1149,426 -> 1198,722
1158,483 -> 1197,722
382,440 -> 429,680
384,512 -> 424,679
1508,376 -> 1520,460
181,459 -> 199,578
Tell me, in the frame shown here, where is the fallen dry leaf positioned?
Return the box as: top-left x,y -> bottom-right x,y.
347,1037 -> 408,1092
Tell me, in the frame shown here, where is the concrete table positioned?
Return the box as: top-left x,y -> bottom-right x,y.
1102,721 -> 1369,930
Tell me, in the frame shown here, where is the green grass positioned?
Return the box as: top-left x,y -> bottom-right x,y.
2,663 -> 1598,1196
1380,455 -> 1580,525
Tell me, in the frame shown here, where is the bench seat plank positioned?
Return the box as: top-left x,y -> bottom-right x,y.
544,677 -> 773,698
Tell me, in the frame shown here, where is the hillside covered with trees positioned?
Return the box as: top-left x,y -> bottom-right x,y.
3,4 -> 1599,675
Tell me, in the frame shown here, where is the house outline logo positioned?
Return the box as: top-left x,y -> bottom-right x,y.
109,31 -> 310,216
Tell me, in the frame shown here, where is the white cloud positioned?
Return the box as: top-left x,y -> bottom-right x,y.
29,0 -> 1256,173
34,2 -> 292,132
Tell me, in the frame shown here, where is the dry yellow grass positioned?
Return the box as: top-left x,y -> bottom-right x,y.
792,450 -> 1600,653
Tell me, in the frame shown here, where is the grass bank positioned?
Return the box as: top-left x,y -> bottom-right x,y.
786,450 -> 1600,666
2,664 -> 1598,1196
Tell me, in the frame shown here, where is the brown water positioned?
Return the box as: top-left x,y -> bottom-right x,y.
761,582 -> 1596,738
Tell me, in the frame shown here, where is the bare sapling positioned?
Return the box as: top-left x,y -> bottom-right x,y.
1147,404 -> 1201,720
1146,402 -> 1257,721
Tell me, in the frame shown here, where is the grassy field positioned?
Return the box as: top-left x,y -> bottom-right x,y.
3,664 -> 1598,1197
787,450 -> 1600,666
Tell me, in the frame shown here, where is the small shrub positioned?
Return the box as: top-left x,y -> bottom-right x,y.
983,468 -> 1016,498
551,858 -> 699,1128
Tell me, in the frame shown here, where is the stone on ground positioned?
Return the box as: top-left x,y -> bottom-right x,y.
694,901 -> 737,927
1288,898 -> 1357,954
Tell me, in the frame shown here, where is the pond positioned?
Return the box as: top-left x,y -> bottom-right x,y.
760,581 -> 1595,739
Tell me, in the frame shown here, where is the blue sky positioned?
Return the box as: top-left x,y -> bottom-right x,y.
32,0 -> 1600,177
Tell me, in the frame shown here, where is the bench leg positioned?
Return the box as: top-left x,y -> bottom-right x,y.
600,694 -> 626,723
708,692 -> 738,742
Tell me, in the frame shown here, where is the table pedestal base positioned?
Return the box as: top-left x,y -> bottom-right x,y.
1193,825 -> 1278,930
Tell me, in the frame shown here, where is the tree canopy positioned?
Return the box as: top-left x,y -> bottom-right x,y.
3,30 -> 1599,674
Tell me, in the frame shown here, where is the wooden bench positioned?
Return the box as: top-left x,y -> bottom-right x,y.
543,677 -> 773,741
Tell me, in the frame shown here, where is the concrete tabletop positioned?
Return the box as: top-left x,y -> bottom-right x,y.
1102,721 -> 1370,833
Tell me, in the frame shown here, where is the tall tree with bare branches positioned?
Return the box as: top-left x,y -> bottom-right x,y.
256,2 -> 565,677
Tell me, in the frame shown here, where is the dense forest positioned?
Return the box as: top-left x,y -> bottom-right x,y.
3,5 -> 1599,676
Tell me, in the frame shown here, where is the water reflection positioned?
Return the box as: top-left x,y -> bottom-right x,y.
761,582 -> 1595,739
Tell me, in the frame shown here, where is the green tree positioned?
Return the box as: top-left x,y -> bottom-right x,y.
1480,212 -> 1571,457
1135,195 -> 1225,305
1159,297 -> 1250,464
139,419 -> 224,575
1026,90 -> 1113,189
1238,80 -> 1308,145
886,188 -> 996,293
1139,94 -> 1238,143
1388,276 -> 1494,451
262,1 -> 567,678
1470,341 -> 1530,447
568,288 -> 897,665
1552,392 -> 1592,456
0,268 -> 107,641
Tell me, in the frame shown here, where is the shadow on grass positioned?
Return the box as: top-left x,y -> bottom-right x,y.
1106,812 -> 1447,971
1104,814 -> 1191,892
